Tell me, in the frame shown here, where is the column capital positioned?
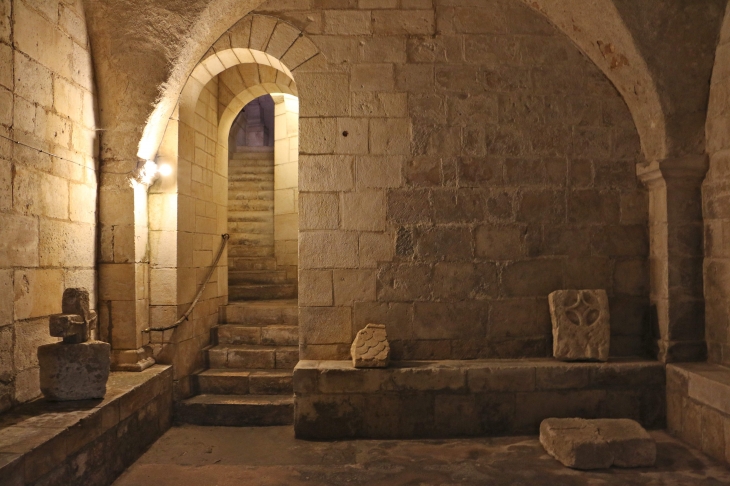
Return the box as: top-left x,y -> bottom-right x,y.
637,155 -> 709,186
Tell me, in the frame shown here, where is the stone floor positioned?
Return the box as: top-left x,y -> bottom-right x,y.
113,426 -> 730,485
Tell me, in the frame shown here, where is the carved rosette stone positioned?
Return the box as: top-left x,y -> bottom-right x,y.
548,289 -> 610,362
351,324 -> 390,368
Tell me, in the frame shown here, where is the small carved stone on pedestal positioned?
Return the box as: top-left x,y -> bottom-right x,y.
38,288 -> 110,401
351,324 -> 390,368
548,289 -> 610,362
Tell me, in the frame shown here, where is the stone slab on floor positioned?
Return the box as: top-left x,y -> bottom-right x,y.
0,365 -> 172,486
293,358 -> 666,439
540,418 -> 656,469
113,425 -> 730,486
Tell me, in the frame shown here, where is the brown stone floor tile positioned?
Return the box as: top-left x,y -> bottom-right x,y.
114,426 -> 730,485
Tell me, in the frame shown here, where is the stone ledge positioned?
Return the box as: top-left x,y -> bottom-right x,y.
667,362 -> 730,464
294,359 -> 666,440
0,365 -> 173,486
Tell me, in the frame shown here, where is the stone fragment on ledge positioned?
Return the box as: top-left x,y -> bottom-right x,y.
50,314 -> 89,344
351,324 -> 390,368
540,418 -> 656,470
38,341 -> 111,400
548,289 -> 610,361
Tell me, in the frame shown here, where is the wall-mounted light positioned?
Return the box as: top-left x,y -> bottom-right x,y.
133,160 -> 174,186
158,163 -> 173,177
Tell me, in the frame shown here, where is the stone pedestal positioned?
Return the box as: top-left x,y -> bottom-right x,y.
38,341 -> 111,401
549,290 -> 610,361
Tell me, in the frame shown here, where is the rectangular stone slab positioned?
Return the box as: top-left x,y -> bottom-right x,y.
549,289 -> 610,361
540,418 -> 656,469
37,341 -> 111,401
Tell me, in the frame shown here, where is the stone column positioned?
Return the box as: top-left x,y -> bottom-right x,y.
98,161 -> 155,372
637,155 -> 709,362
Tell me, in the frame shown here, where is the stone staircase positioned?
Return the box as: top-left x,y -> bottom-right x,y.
175,299 -> 298,426
228,152 -> 297,300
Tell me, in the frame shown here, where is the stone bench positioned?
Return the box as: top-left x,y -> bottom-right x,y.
667,362 -> 730,464
0,365 -> 172,485
293,358 -> 666,440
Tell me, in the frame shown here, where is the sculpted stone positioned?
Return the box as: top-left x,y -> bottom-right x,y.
38,341 -> 111,401
49,314 -> 89,344
351,324 -> 390,368
540,418 -> 656,470
548,290 -> 610,362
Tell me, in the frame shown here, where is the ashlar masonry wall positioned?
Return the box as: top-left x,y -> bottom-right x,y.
0,0 -> 98,410
254,0 -> 650,361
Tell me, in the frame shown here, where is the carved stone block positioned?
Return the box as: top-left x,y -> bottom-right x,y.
62,288 -> 91,319
351,324 -> 390,368
49,314 -> 89,344
540,418 -> 656,469
38,341 -> 111,401
548,289 -> 610,362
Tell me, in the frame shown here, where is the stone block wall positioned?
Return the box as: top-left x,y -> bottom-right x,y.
255,0 -> 649,361
667,363 -> 730,465
704,7 -> 730,366
0,0 -> 98,411
149,77 -> 227,398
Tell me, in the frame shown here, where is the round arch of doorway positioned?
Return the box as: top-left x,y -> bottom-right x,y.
145,47 -> 300,379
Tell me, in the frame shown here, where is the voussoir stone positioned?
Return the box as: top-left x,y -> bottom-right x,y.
38,341 -> 111,400
548,289 -> 610,362
540,418 -> 656,470
351,323 -> 390,368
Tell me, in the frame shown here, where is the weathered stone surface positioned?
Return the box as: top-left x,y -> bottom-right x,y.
549,290 -> 610,362
351,324 -> 390,368
49,314 -> 89,344
37,341 -> 111,400
61,287 -> 91,321
540,418 -> 656,470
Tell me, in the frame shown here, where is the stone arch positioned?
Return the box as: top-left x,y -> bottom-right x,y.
146,15 -> 313,387
139,14 -> 319,163
517,0 -> 666,162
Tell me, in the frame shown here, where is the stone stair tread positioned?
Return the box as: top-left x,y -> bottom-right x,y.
198,369 -> 291,377
185,394 -> 293,405
211,344 -> 298,352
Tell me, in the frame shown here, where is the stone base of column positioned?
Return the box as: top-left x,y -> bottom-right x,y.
656,339 -> 707,363
112,347 -> 156,372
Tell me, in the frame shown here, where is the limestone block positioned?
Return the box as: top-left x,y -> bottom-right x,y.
37,341 -> 111,401
548,290 -> 610,362
540,418 -> 656,469
351,323 -> 390,368
49,314 -> 88,344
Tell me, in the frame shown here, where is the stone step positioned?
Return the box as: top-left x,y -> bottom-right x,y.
228,212 -> 273,223
230,284 -> 297,301
175,394 -> 293,426
228,163 -> 274,172
229,201 -> 274,211
228,257 -> 277,271
228,270 -> 287,286
228,181 -> 274,191
230,152 -> 274,161
229,190 -> 274,201
228,247 -> 275,258
228,234 -> 275,247
220,299 -> 298,325
207,344 -> 299,370
216,324 -> 298,346
194,369 -> 293,395
228,166 -> 273,176
228,222 -> 273,234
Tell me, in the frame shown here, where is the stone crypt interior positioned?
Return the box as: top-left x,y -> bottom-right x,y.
3,0 -> 730,484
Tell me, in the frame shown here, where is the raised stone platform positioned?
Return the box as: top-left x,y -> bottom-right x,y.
667,362 -> 730,465
0,365 -> 172,485
294,359 -> 665,440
